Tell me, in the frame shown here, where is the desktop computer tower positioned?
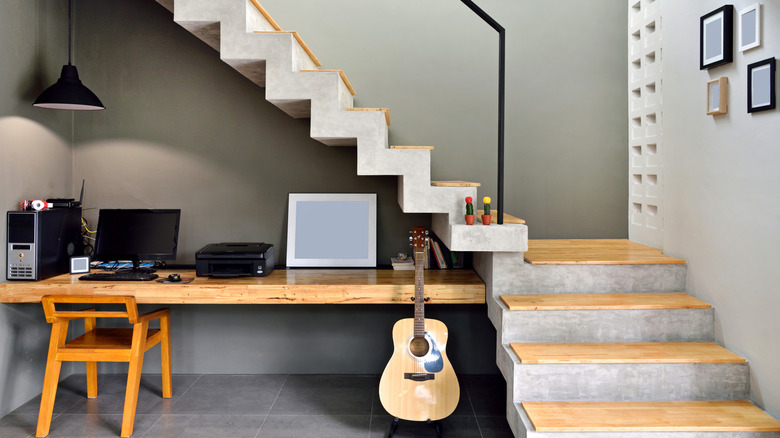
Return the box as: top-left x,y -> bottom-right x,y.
6,208 -> 82,280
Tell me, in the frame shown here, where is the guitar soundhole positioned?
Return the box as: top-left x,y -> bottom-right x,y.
409,336 -> 430,358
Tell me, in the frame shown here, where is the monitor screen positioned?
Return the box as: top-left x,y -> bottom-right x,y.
93,209 -> 181,269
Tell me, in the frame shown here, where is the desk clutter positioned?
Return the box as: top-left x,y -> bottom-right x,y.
391,231 -> 466,270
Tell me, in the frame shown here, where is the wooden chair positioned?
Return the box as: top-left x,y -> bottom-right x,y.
36,295 -> 172,437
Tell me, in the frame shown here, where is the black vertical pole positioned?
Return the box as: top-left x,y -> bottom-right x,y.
459,0 -> 505,224
498,28 -> 505,224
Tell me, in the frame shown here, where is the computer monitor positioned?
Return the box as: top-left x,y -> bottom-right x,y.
93,209 -> 181,271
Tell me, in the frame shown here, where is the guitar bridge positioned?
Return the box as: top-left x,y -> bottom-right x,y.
404,373 -> 435,382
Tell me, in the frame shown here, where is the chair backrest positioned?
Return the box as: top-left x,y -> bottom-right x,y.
41,295 -> 140,324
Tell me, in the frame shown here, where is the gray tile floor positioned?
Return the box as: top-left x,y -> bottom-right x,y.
0,373 -> 512,437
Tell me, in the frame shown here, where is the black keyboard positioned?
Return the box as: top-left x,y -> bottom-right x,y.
79,272 -> 159,281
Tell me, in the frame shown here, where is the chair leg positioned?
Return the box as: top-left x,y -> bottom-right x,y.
36,321 -> 68,437
84,316 -> 98,398
159,310 -> 172,399
121,321 -> 148,438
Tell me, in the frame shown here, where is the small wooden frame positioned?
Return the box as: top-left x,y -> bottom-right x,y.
707,77 -> 728,115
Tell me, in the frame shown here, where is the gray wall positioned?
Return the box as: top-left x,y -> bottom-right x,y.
662,1 -> 780,418
0,0 -> 74,418
0,0 -> 628,416
259,0 -> 630,238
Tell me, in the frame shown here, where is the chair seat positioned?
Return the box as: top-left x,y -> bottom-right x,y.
67,328 -> 161,349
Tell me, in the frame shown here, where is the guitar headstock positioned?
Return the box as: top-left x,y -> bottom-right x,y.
411,226 -> 428,253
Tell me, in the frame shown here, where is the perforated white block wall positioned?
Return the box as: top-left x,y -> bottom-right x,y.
628,0 -> 663,248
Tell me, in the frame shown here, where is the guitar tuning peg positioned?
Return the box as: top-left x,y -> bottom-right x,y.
409,236 -> 413,242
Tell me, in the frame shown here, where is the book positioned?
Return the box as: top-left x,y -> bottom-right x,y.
391,256 -> 415,270
432,241 -> 448,269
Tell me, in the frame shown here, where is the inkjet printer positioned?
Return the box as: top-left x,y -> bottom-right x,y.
195,242 -> 275,277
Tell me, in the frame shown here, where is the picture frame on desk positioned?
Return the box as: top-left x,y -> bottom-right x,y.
286,193 -> 377,267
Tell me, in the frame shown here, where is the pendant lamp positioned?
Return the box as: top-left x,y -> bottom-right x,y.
33,0 -> 105,111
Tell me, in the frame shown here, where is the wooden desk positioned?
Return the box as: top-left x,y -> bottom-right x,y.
0,269 -> 485,304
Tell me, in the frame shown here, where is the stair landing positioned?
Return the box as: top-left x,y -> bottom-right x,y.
524,239 -> 685,265
522,400 -> 780,433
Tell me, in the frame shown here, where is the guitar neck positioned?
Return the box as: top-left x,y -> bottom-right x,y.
413,250 -> 425,338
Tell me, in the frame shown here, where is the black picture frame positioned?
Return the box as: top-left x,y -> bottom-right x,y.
747,58 -> 776,113
700,5 -> 734,70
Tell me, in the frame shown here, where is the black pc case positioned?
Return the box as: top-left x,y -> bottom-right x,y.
7,208 -> 82,280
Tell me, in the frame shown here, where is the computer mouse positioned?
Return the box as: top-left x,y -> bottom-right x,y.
167,273 -> 181,282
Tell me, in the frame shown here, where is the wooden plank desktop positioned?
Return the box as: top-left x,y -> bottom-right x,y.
0,269 -> 485,305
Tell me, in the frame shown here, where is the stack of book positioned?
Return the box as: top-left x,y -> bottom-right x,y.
390,256 -> 415,270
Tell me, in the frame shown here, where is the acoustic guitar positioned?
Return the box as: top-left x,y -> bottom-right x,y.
379,226 -> 460,422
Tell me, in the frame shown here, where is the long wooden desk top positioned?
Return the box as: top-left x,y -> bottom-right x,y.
0,269 -> 485,305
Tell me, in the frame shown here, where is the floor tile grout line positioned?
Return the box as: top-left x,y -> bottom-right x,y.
141,372 -> 203,437
464,378 -> 486,438
368,374 -> 378,438
167,373 -> 202,407
254,373 -> 290,438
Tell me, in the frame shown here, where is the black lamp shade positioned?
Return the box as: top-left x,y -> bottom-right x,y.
33,64 -> 105,111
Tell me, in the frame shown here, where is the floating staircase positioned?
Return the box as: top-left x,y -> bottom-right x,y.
153,0 -> 527,253
476,239 -> 780,437
151,1 -> 780,436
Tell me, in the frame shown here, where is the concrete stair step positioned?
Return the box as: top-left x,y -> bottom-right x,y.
495,263 -> 687,294
256,31 -> 322,67
500,343 -> 749,402
510,342 -> 744,364
300,70 -> 355,96
520,400 -> 780,434
476,210 -> 525,224
494,293 -> 714,344
344,107 -> 390,125
501,292 -> 710,311
525,239 -> 686,265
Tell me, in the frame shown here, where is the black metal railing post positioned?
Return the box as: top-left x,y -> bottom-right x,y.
460,0 -> 505,224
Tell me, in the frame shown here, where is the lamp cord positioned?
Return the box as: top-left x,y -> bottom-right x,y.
68,0 -> 72,65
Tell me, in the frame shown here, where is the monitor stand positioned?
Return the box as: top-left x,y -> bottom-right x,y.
117,259 -> 157,274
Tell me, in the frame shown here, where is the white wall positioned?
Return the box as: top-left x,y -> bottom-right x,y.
662,0 -> 780,417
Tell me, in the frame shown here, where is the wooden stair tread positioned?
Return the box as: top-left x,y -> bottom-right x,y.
522,400 -> 780,432
500,292 -> 711,311
390,145 -> 434,150
524,239 -> 686,265
300,69 -> 355,96
510,342 -> 745,364
476,210 -> 525,224
254,31 -> 322,67
345,107 -> 390,125
430,180 -> 481,187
